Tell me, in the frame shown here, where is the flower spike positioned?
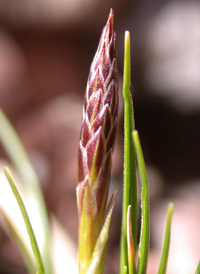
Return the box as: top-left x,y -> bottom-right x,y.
77,9 -> 118,274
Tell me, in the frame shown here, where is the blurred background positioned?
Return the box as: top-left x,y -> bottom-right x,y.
0,0 -> 200,273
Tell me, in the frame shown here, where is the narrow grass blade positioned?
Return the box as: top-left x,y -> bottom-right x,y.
1,211 -> 36,274
133,130 -> 149,274
195,261 -> 200,274
120,31 -> 137,274
0,109 -> 52,274
158,203 -> 174,274
0,167 -> 36,274
4,167 -> 45,274
86,191 -> 117,274
127,206 -> 136,274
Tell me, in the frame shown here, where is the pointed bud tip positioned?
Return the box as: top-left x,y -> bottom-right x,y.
107,9 -> 114,32
108,8 -> 114,20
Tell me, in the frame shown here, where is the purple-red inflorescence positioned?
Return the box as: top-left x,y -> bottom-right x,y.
77,8 -> 118,215
76,9 -> 118,272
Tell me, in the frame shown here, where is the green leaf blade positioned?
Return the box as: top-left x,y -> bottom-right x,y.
127,206 -> 136,274
133,130 -> 150,274
0,109 -> 52,274
158,203 -> 174,274
120,31 -> 137,274
4,167 -> 45,274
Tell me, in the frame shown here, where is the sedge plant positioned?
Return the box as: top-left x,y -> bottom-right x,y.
0,8 -> 200,274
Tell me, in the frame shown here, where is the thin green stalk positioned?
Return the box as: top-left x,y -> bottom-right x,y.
0,109 -> 52,274
133,131 -> 149,274
124,267 -> 128,274
86,191 -> 117,274
4,167 -> 45,274
120,31 -> 137,274
158,203 -> 174,274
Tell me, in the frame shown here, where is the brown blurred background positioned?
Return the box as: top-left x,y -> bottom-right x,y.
0,0 -> 200,273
